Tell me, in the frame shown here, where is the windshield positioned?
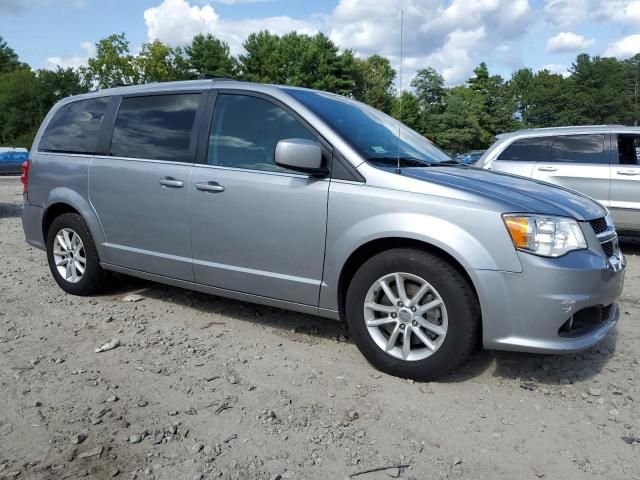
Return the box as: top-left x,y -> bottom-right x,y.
281,88 -> 452,168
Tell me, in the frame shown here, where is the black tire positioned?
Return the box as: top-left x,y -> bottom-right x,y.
46,213 -> 109,296
345,248 -> 479,380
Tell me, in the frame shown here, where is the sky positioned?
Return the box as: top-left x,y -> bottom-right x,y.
1,0 -> 639,86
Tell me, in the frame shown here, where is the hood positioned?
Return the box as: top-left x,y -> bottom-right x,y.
398,166 -> 606,221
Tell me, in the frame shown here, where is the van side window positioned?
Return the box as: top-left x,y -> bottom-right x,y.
617,134 -> 640,165
497,137 -> 553,162
551,134 -> 606,164
208,94 -> 315,173
39,98 -> 109,154
110,94 -> 200,163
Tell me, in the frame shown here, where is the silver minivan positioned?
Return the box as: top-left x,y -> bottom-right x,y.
477,126 -> 640,233
21,81 -> 625,379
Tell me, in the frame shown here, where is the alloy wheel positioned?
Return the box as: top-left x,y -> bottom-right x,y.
52,228 -> 86,283
363,272 -> 448,361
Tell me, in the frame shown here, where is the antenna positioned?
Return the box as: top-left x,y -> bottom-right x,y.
396,9 -> 404,174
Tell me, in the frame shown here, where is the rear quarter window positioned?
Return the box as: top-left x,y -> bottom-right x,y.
38,97 -> 109,154
497,137 -> 553,162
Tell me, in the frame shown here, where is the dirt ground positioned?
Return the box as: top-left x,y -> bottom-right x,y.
1,175 -> 639,480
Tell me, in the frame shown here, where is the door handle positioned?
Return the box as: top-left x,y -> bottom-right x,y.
616,170 -> 640,176
195,181 -> 225,193
537,166 -> 557,172
158,177 -> 184,188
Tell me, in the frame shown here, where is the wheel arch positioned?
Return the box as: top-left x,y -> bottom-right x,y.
41,188 -> 108,262
336,237 -> 482,337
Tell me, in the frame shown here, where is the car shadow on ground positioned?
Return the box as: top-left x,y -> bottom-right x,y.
0,202 -> 21,219
102,273 -> 620,385
101,274 -> 347,342
620,236 -> 640,255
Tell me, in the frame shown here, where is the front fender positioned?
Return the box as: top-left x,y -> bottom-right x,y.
319,209 -> 522,312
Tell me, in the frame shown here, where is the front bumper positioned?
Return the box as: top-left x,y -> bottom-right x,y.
469,246 -> 625,354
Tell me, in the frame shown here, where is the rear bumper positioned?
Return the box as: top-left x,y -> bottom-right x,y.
21,203 -> 45,250
469,247 -> 625,354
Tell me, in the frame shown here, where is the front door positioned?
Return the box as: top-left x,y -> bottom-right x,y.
190,92 -> 330,305
611,133 -> 640,231
532,133 -> 611,208
89,92 -> 204,281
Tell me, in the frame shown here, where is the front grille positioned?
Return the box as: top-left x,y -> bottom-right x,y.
602,241 -> 614,258
590,217 -> 608,235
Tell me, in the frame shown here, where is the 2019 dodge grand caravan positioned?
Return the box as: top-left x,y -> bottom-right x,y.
21,80 -> 625,379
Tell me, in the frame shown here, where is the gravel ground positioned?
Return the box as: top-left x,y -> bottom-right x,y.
1,175 -> 639,480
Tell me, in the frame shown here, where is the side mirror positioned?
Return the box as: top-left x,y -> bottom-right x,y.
275,138 -> 328,176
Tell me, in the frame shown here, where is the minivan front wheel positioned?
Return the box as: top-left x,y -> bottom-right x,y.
345,248 -> 479,380
46,213 -> 109,295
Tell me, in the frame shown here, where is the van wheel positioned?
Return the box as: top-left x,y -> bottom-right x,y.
345,248 -> 479,380
46,213 -> 109,296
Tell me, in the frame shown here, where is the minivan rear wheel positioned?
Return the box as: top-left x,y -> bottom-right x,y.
46,213 -> 109,295
345,248 -> 479,380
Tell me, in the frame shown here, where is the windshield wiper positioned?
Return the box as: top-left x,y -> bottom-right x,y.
426,160 -> 468,167
367,156 -> 434,168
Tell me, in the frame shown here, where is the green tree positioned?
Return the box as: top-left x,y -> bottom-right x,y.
626,53 -> 640,126
85,33 -> 139,88
185,33 -> 237,79
411,67 -> 445,112
0,36 -> 27,74
565,53 -> 635,125
507,68 -> 534,122
520,70 -> 569,127
429,86 -> 486,152
239,30 -> 282,83
391,91 -> 421,132
352,54 -> 396,113
467,62 -> 516,137
135,40 -> 189,83
0,69 -> 48,147
37,67 -> 90,104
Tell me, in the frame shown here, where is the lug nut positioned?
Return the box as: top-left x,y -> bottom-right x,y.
399,324 -> 405,330
397,302 -> 403,307
391,313 -> 397,318
410,306 -> 416,312
412,320 -> 418,326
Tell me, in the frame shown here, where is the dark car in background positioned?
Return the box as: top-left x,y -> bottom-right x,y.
0,147 -> 29,175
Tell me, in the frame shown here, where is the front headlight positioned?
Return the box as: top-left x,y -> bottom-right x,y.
503,214 -> 587,257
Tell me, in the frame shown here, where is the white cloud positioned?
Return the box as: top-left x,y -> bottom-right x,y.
424,28 -> 487,84
331,0 -> 532,84
45,42 -> 95,69
546,32 -> 595,52
143,0 -> 316,55
603,34 -> 640,58
599,0 -> 640,25
545,0 -> 640,27
211,0 -> 274,4
141,0 -> 535,85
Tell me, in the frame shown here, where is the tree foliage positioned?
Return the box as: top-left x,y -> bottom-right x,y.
0,32 -> 639,152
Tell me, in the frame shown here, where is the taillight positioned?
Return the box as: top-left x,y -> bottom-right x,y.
20,159 -> 30,194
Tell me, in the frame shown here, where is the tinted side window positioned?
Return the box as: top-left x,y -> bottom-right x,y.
551,134 -> 606,164
497,137 -> 552,162
110,94 -> 200,162
208,94 -> 315,172
39,98 -> 109,154
617,134 -> 640,165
